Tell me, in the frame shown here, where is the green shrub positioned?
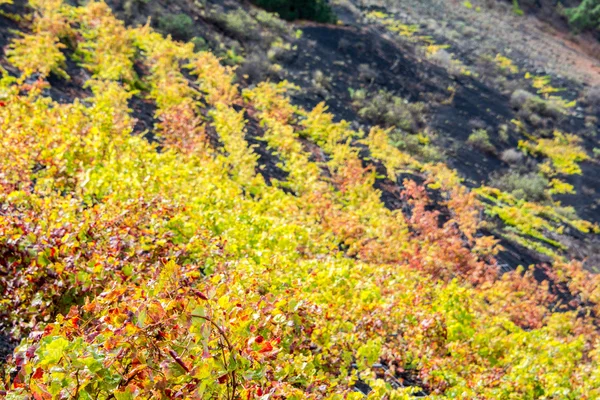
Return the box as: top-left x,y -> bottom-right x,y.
500,148 -> 524,165
491,171 -> 549,202
358,63 -> 377,83
510,89 -> 565,120
191,36 -> 209,51
313,69 -> 330,89
350,89 -> 426,133
238,53 -> 270,83
157,13 -> 194,41
565,0 -> 600,32
220,46 -> 245,66
215,9 -> 260,41
512,0 -> 524,16
250,0 -> 335,23
388,129 -> 443,162
468,129 -> 495,153
255,9 -> 288,32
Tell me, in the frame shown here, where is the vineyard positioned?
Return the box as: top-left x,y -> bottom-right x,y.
1,0 -> 600,398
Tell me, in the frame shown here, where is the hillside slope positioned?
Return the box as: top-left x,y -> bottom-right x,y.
1,0 -> 600,398
64,0 -> 600,270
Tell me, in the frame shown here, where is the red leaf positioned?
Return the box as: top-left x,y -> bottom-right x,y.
42,325 -> 53,337
194,291 -> 208,301
26,346 -> 36,359
218,374 -> 228,384
255,335 -> 264,344
12,369 -> 25,388
14,354 -> 24,367
32,368 -> 44,379
259,342 -> 273,353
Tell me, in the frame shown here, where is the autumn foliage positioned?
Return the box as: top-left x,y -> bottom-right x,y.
1,1 -> 600,399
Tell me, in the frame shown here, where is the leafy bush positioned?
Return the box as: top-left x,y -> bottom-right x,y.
491,171 -> 549,202
237,52 -> 270,83
191,36 -> 209,51
468,129 -> 495,153
510,89 -> 565,120
250,0 -> 335,23
500,148 -> 525,165
565,0 -> 600,32
158,13 -> 194,41
350,89 -> 426,133
519,131 -> 589,175
214,9 -> 260,41
510,88 -> 535,109
255,9 -> 288,32
220,45 -> 246,66
7,32 -> 68,79
584,85 -> 600,109
357,63 -> 377,83
312,69 -> 331,95
388,129 -> 444,162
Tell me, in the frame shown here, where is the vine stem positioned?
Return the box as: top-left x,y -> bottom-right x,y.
191,314 -> 238,400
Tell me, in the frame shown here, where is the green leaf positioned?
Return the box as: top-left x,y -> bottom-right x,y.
36,337 -> 70,367
114,388 -> 134,400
